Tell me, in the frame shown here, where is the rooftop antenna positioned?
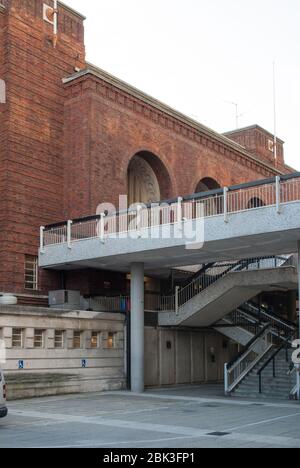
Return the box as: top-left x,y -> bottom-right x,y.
225,101 -> 243,129
273,61 -> 278,163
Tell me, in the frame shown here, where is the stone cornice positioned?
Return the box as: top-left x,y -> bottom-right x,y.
63,66 -> 284,177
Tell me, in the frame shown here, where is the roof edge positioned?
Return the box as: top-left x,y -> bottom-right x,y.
224,125 -> 284,144
63,66 -> 284,176
58,1 -> 86,20
0,1 -> 85,19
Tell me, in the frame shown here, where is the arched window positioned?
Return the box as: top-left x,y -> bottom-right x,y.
247,197 -> 265,209
195,177 -> 221,194
195,178 -> 222,217
127,151 -> 172,206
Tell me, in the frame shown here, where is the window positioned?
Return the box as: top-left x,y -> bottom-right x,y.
91,332 -> 99,349
12,328 -> 24,348
54,330 -> 65,349
25,255 -> 38,290
107,332 -> 116,349
34,329 -> 45,348
73,331 -> 82,349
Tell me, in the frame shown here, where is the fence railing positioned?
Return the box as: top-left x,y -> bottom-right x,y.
224,325 -> 274,394
86,255 -> 293,315
40,173 -> 300,249
88,293 -> 175,313
241,301 -> 297,339
174,255 -> 293,311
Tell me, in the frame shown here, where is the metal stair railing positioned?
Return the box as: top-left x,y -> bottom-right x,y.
240,302 -> 297,340
160,255 -> 294,313
224,325 -> 274,394
290,367 -> 299,399
216,309 -> 261,336
256,337 -> 293,394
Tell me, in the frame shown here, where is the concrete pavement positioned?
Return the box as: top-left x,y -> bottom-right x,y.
1,386 -> 300,448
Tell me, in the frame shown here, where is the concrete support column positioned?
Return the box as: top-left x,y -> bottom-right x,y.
298,242 -> 300,339
130,263 -> 145,393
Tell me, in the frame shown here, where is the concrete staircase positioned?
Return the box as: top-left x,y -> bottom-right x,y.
233,349 -> 295,400
159,265 -> 297,328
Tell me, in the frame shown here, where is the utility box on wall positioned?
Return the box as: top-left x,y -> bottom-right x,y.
49,290 -> 81,310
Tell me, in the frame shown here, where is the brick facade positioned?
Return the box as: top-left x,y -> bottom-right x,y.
0,1 -> 292,299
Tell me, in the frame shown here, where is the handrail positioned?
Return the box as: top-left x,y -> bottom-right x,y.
175,255 -> 292,311
257,338 -> 292,394
239,306 -> 296,336
44,172 -> 300,229
226,324 -> 270,370
42,172 -> 300,249
224,325 -> 274,394
245,300 -> 297,330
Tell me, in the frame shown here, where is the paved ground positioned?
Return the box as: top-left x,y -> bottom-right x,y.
1,385 -> 300,448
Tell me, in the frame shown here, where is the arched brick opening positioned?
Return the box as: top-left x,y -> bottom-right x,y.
195,177 -> 221,193
195,177 -> 222,216
127,151 -> 173,205
247,197 -> 265,209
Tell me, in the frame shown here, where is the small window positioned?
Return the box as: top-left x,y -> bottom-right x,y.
34,329 -> 45,348
107,332 -> 116,349
12,328 -> 24,348
73,331 -> 82,349
25,255 -> 38,290
91,332 -> 99,349
54,330 -> 65,349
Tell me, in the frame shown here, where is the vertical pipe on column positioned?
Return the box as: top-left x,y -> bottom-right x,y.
40,226 -> 45,253
297,242 -> 300,400
298,242 -> 300,341
130,263 -> 145,393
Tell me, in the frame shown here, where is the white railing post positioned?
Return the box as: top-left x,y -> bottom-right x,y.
67,220 -> 73,249
177,197 -> 183,228
136,205 -> 142,238
276,176 -> 281,214
224,187 -> 229,223
224,363 -> 229,395
40,226 -> 45,253
175,286 -> 180,316
99,213 -> 105,244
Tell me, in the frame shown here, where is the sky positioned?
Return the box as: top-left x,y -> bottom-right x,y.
67,0 -> 300,170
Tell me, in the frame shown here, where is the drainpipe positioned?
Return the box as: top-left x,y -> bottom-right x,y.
125,309 -> 131,391
298,243 -> 300,343
297,241 -> 300,400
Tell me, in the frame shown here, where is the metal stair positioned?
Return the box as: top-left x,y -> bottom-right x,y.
215,301 -> 296,347
233,348 -> 295,400
224,305 -> 298,400
159,255 -> 297,328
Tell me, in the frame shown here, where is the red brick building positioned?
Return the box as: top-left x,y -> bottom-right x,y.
0,0 -> 293,303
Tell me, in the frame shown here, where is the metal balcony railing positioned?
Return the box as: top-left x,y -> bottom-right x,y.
40,172 -> 300,249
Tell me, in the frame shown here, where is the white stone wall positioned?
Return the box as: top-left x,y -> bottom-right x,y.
0,306 -> 125,400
